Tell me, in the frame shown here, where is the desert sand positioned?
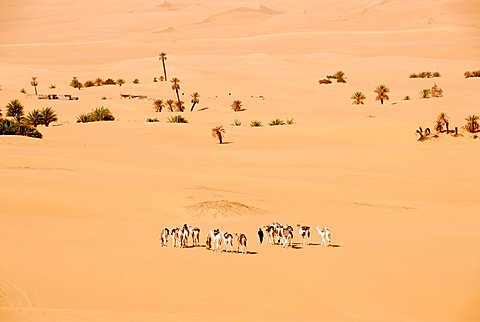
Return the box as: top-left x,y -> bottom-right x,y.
1,1 -> 480,321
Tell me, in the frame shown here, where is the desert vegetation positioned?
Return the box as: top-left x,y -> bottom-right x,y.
374,85 -> 390,105
49,84 -> 56,89
319,70 -> 346,84
464,70 -> 480,78
409,71 -> 441,78
70,77 -> 83,90
146,117 -> 159,122
24,107 -> 58,127
421,84 -> 443,98
190,92 -> 200,111
0,99 -> 53,138
166,99 -> 175,112
76,107 -> 115,123
232,119 -> 242,126
211,126 -> 225,144
159,52 -> 168,81
171,77 -> 181,103
269,118 -> 285,126
31,77 -> 38,95
231,100 -> 244,112
167,115 -> 188,123
133,79 -> 140,84
417,112 -> 479,141
351,91 -> 366,105
250,120 -> 263,127
153,99 -> 164,112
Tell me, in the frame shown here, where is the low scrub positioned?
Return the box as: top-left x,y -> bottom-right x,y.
268,118 -> 285,126
409,71 -> 441,78
464,70 -> 480,78
232,119 -> 242,126
250,120 -> 263,127
146,117 -> 159,122
167,115 -> 188,123
76,107 -> 115,123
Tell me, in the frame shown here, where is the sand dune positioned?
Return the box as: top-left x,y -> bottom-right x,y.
1,0 -> 479,321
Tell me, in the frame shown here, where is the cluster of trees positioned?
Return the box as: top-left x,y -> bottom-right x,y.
70,77 -> 127,90
153,92 -> 200,113
464,70 -> 480,78
420,84 -> 443,98
409,71 -> 441,78
0,99 -> 58,138
77,107 -> 115,123
319,71 -> 346,84
350,85 -> 390,105
416,113 -> 479,141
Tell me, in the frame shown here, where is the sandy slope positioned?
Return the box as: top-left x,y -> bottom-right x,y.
0,0 -> 479,321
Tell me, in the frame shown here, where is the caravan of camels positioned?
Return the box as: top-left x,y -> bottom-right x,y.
160,222 -> 332,254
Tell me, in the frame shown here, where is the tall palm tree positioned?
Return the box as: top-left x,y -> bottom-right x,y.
153,99 -> 164,112
190,92 -> 200,111
31,77 -> 38,95
374,85 -> 390,105
6,99 -> 24,119
171,77 -> 181,103
211,126 -> 225,144
25,109 -> 42,127
159,53 -> 168,81
231,100 -> 243,112
351,91 -> 366,105
437,112 -> 449,133
40,107 -> 58,127
464,115 -> 479,133
166,99 -> 175,112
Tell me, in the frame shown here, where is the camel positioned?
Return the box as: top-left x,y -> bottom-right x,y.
316,227 -> 331,247
181,224 -> 190,248
160,228 -> 169,247
235,233 -> 248,254
223,232 -> 234,252
281,226 -> 294,248
297,224 -> 311,245
191,227 -> 201,247
209,229 -> 223,252
206,233 -> 212,250
170,227 -> 179,247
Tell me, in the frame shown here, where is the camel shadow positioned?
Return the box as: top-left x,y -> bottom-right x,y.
220,141 -> 234,145
308,243 -> 321,246
291,244 -> 303,250
329,244 -> 341,248
197,107 -> 209,111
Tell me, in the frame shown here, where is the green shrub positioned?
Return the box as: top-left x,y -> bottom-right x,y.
167,115 -> 188,123
76,113 -> 94,123
104,78 -> 116,85
20,88 -> 26,94
147,118 -> 159,122
84,80 -> 95,88
286,118 -> 295,125
0,118 -> 42,138
49,84 -> 56,89
269,118 -> 285,126
250,120 -> 262,127
133,79 -> 140,84
232,119 -> 242,126
76,107 -> 114,123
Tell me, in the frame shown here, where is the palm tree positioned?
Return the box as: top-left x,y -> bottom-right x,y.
116,79 -> 125,86
159,53 -> 167,81
153,99 -> 164,112
25,109 -> 42,127
40,107 -> 58,127
334,71 -> 346,83
437,112 -> 449,133
190,92 -> 200,111
70,77 -> 83,90
420,89 -> 431,99
6,99 -> 24,119
171,77 -> 181,103
231,100 -> 243,112
31,77 -> 38,95
175,100 -> 185,112
351,91 -> 366,105
211,126 -> 225,144
166,99 -> 175,112
374,85 -> 390,105
94,78 -> 104,86
464,115 -> 479,133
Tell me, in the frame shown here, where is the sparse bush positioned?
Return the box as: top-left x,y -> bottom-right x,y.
464,70 -> 480,78
404,96 -> 411,100
116,79 -> 125,86
269,118 -> 285,126
250,120 -> 262,127
433,72 -> 441,77
464,115 -> 479,133
231,100 -> 244,112
94,78 -> 104,86
49,84 -> 56,89
153,77 -> 158,82
431,83 -> 443,97
232,119 -> 242,126
0,118 -> 42,138
167,115 -> 188,123
70,77 -> 83,90
286,118 -> 295,125
77,107 -> 115,123
409,73 -> 418,78
410,71 -> 440,79
20,88 -> 27,94
133,79 -> 140,84
420,89 -> 431,98
104,78 -> 116,85
147,117 -> 159,122
84,80 -> 95,88
319,79 -> 332,85
101,96 -> 107,100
